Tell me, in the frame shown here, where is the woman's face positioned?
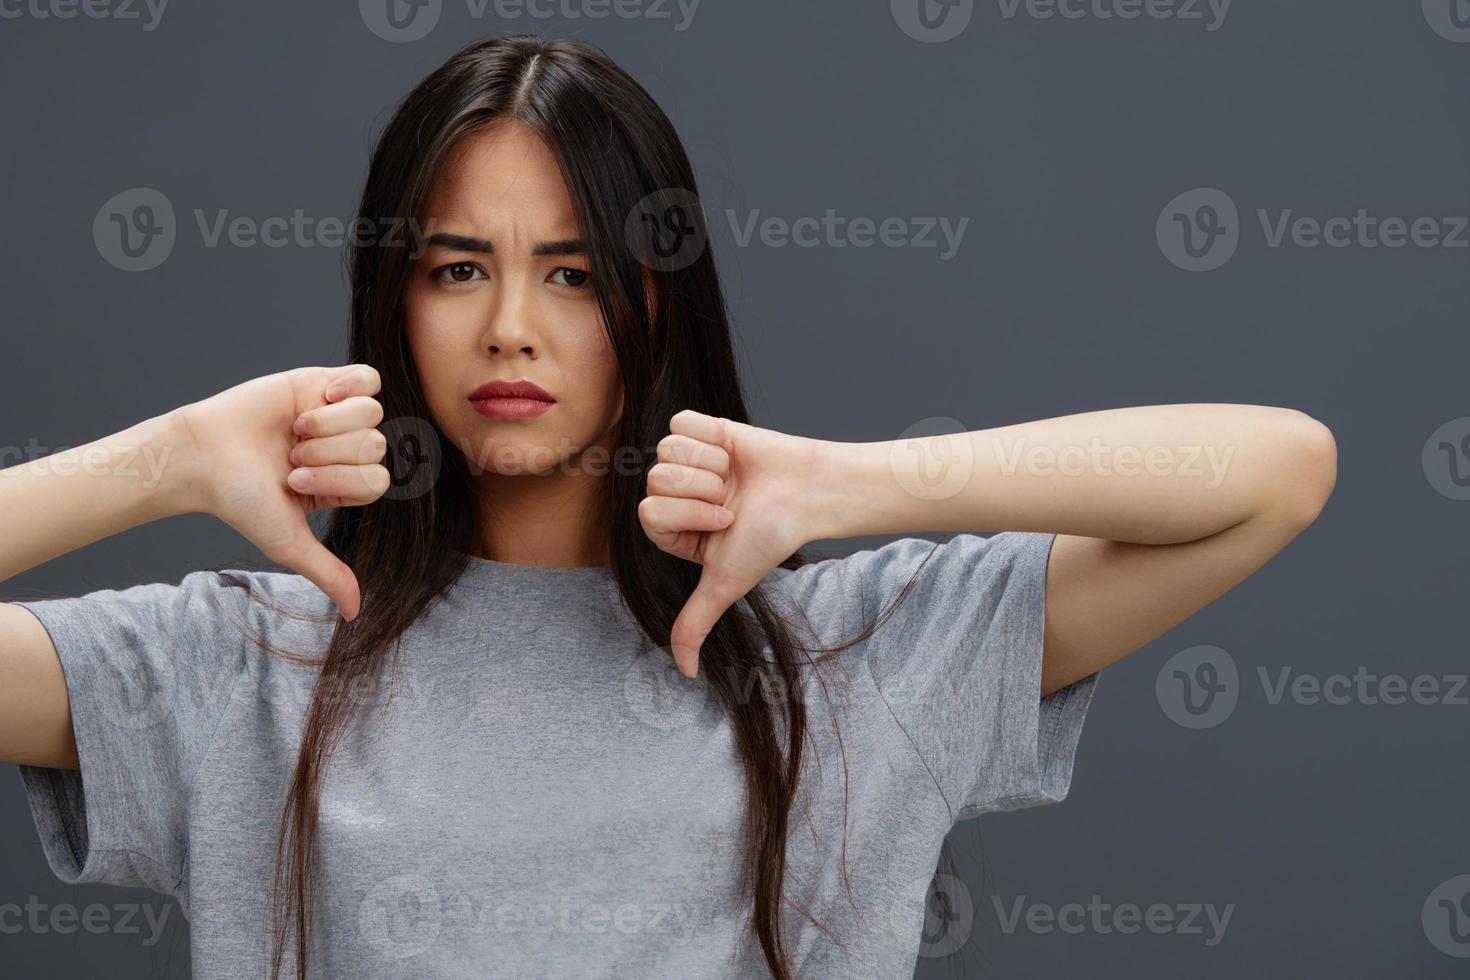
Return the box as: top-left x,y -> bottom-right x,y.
404,119 -> 624,477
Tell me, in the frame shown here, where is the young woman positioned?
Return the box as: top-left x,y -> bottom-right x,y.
0,35 -> 1335,980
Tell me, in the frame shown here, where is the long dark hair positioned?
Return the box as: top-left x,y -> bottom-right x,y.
259,35 -> 941,979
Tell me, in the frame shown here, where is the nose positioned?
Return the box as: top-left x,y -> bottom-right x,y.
480,275 -> 541,357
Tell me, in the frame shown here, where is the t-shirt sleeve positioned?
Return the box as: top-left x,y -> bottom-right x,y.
10,569 -> 257,896
773,531 -> 1099,824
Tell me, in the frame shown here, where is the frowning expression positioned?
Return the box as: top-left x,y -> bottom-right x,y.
404,118 -> 624,477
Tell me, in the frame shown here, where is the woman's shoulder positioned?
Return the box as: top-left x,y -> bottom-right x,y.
762,532 -> 1041,608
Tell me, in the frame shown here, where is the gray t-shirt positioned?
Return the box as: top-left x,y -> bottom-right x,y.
14,530 -> 1098,979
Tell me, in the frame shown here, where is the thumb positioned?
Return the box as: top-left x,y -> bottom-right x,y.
270,526 -> 362,622
669,571 -> 744,679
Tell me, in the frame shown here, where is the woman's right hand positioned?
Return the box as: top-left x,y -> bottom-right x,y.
174,364 -> 390,620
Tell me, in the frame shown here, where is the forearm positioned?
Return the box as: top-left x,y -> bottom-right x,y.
0,410 -> 202,585
809,404 -> 1336,545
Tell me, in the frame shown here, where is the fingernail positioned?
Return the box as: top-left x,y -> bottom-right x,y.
326,383 -> 346,401
293,416 -> 308,436
716,507 -> 734,524
288,445 -> 301,465
672,646 -> 694,678
288,468 -> 310,490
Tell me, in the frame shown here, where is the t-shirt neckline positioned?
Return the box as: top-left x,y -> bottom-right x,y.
449,549 -> 617,593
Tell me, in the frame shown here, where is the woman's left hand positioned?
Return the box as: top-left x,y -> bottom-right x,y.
639,409 -> 827,678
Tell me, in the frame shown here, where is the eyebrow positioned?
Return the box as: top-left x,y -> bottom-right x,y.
423,233 -> 587,257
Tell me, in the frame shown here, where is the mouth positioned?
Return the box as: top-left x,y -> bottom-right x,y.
468,379 -> 557,420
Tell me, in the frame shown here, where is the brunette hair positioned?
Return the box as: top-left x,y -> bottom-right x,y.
251,35 -> 943,979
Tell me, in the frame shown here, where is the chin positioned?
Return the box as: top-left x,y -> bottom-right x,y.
462,432 -> 579,478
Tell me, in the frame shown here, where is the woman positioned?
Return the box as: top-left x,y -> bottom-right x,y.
0,35 -> 1335,980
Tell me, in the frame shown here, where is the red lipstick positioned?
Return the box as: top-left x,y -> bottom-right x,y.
468,379 -> 556,420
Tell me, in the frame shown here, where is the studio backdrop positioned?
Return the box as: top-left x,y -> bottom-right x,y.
2,2 -> 1467,977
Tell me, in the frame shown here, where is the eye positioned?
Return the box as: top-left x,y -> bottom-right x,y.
432,262 -> 485,285
548,267 -> 590,289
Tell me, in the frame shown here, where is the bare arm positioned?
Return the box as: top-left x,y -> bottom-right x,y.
0,364 -> 388,770
806,404 -> 1338,696
0,411 -> 201,768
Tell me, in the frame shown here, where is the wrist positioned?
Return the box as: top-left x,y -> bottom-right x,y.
805,433 -> 981,542
125,408 -> 211,519
803,439 -> 910,542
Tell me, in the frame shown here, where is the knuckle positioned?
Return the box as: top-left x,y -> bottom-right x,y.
637,495 -> 661,522
368,464 -> 391,496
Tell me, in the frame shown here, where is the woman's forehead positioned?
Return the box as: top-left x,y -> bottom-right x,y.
421,121 -> 580,236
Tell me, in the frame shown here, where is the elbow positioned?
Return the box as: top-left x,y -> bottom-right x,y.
1274,410 -> 1338,530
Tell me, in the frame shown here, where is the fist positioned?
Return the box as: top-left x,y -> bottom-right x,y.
638,409 -> 824,678
177,364 -> 390,620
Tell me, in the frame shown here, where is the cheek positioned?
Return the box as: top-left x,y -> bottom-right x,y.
403,292 -> 457,391
566,323 -> 623,427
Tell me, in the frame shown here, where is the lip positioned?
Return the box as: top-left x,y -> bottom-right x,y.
468,378 -> 557,420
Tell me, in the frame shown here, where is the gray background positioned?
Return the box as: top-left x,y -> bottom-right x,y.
3,1 -> 1467,976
